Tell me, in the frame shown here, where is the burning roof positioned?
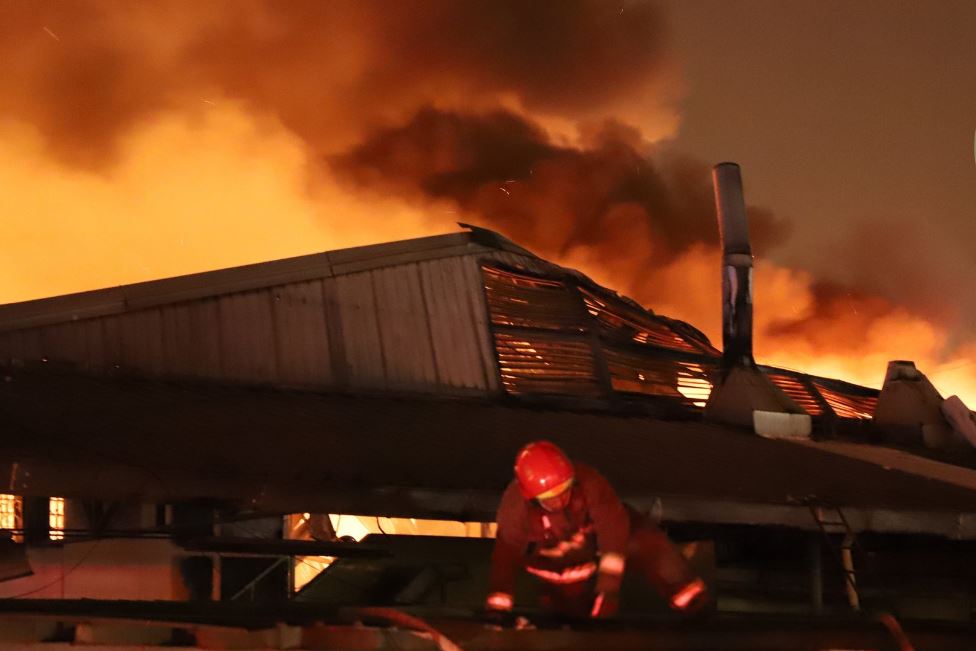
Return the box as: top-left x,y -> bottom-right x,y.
0,222 -> 878,428
1,220 -> 976,533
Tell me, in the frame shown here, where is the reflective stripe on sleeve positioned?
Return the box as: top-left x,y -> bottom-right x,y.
589,591 -> 605,617
671,578 -> 706,610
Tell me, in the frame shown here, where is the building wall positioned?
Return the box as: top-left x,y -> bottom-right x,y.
0,501 -> 180,600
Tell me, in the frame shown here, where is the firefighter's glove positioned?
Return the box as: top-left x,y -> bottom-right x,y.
589,591 -> 620,619
592,551 -> 624,619
484,592 -> 515,629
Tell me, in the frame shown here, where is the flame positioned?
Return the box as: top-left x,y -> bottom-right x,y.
0,103 -> 440,304
2,103 -> 973,409
561,244 -> 976,407
0,1 -> 972,414
287,513 -> 494,591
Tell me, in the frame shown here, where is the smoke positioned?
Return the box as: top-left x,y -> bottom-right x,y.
332,105 -> 976,398
0,0 -> 678,167
0,1 -> 973,402
0,0 -> 678,293
0,103 -> 437,303
333,105 -> 789,271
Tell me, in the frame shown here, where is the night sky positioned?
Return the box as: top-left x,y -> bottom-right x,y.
666,0 -> 976,334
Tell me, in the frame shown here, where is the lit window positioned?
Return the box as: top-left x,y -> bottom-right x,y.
677,363 -> 713,408
0,494 -> 23,542
286,513 -> 496,591
49,497 -> 65,541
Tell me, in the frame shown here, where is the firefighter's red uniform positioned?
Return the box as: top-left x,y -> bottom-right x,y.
486,442 -> 706,618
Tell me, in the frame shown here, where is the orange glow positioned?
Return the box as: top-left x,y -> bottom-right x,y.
0,104 -> 441,305
561,244 -> 976,408
677,363 -> 713,407
2,1 -> 971,433
0,494 -> 22,542
287,513 -> 495,591
48,497 -> 64,541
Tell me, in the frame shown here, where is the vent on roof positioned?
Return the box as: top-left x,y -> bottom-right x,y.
494,331 -> 600,396
812,381 -> 877,420
604,346 -> 682,398
579,288 -> 702,354
483,266 -> 583,332
603,348 -> 714,409
766,373 -> 825,416
676,363 -> 714,408
482,262 -> 716,407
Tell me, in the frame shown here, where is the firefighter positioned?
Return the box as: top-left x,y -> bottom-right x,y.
485,440 -> 707,619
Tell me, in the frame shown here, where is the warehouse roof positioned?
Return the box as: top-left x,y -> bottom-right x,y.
1,366 -> 975,531
0,225 -> 884,423
0,226 -> 536,334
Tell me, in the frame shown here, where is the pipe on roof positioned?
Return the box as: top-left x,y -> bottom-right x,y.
705,164 -> 806,431
713,162 -> 754,370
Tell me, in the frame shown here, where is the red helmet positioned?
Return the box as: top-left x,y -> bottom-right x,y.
514,441 -> 575,500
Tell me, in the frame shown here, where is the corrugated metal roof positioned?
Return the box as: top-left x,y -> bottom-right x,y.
0,227 -> 884,422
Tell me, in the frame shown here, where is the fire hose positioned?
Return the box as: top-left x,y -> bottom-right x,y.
353,607 -> 466,651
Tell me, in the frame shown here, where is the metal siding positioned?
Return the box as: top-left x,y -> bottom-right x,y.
459,256 -> 500,392
333,272 -> 386,389
270,280 -> 332,387
159,301 -> 222,378
5,328 -> 42,361
371,265 -> 438,390
813,381 -> 878,420
482,265 -> 583,331
118,309 -> 165,374
767,373 -> 825,416
482,251 -> 559,277
494,330 -> 602,396
321,277 -> 350,386
40,322 -> 88,365
217,290 -> 278,382
100,316 -> 123,368
418,257 -> 490,391
0,233 -> 480,333
83,320 -> 107,369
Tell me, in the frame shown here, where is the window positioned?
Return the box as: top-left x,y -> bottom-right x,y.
286,513 -> 496,592
0,494 -> 22,542
49,497 -> 65,541
483,265 -> 602,397
676,363 -> 714,408
481,262 -> 719,408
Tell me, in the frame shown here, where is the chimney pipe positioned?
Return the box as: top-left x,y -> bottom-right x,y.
713,162 -> 754,370
705,162 -> 807,435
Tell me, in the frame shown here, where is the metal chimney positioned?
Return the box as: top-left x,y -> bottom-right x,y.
704,162 -> 807,436
713,162 -> 754,370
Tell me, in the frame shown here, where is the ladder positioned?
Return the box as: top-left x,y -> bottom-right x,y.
809,504 -> 860,610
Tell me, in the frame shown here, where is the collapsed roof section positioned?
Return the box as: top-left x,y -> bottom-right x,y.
0,224 -> 878,428
480,258 -> 879,427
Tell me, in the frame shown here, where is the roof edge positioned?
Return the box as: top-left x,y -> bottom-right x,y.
0,229 -> 532,334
